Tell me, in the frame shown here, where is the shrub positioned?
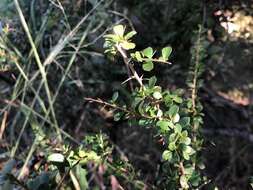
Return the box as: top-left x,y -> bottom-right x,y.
86,24 -> 207,189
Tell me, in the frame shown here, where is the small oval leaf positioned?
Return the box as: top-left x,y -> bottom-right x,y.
143,61 -> 154,71
153,91 -> 162,99
162,150 -> 172,161
142,47 -> 153,58
162,47 -> 172,60
48,153 -> 65,163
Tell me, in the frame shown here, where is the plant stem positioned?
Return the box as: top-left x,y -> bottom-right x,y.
84,97 -> 153,119
116,44 -> 143,88
142,58 -> 172,65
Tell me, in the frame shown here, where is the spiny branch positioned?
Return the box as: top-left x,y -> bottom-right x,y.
116,44 -> 143,88
85,97 -> 132,114
84,97 -> 153,119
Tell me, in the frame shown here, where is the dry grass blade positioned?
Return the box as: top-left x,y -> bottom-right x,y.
43,0 -> 105,66
0,111 -> 8,139
14,0 -> 61,141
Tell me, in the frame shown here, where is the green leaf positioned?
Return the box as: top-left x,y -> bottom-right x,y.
189,172 -> 201,187
169,105 -> 179,118
124,31 -> 137,40
156,120 -> 170,129
138,101 -> 145,115
187,100 -> 192,109
76,165 -> 88,190
78,150 -> 86,158
181,130 -> 188,138
135,51 -> 143,62
181,137 -> 191,145
168,142 -> 176,151
142,47 -> 153,58
120,41 -> 136,50
113,25 -> 124,36
167,121 -> 175,129
148,76 -> 157,88
138,119 -> 150,126
173,96 -> 183,103
169,133 -> 177,142
184,166 -> 194,175
112,92 -> 119,102
180,117 -> 191,126
174,124 -> 182,133
143,61 -> 154,71
162,47 -> 172,60
183,145 -> 195,155
48,153 -> 65,163
153,91 -> 162,99
162,150 -> 172,161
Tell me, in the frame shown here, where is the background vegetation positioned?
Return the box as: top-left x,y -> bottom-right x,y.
0,0 -> 253,189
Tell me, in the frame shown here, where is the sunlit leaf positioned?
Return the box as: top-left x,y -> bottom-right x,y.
78,150 -> 86,158
48,153 -> 65,163
181,136 -> 191,145
135,51 -> 143,62
120,41 -> 136,50
172,113 -> 180,123
124,31 -> 137,40
113,25 -> 125,37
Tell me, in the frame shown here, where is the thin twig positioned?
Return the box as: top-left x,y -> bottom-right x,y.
84,97 -> 131,114
84,97 -> 153,119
